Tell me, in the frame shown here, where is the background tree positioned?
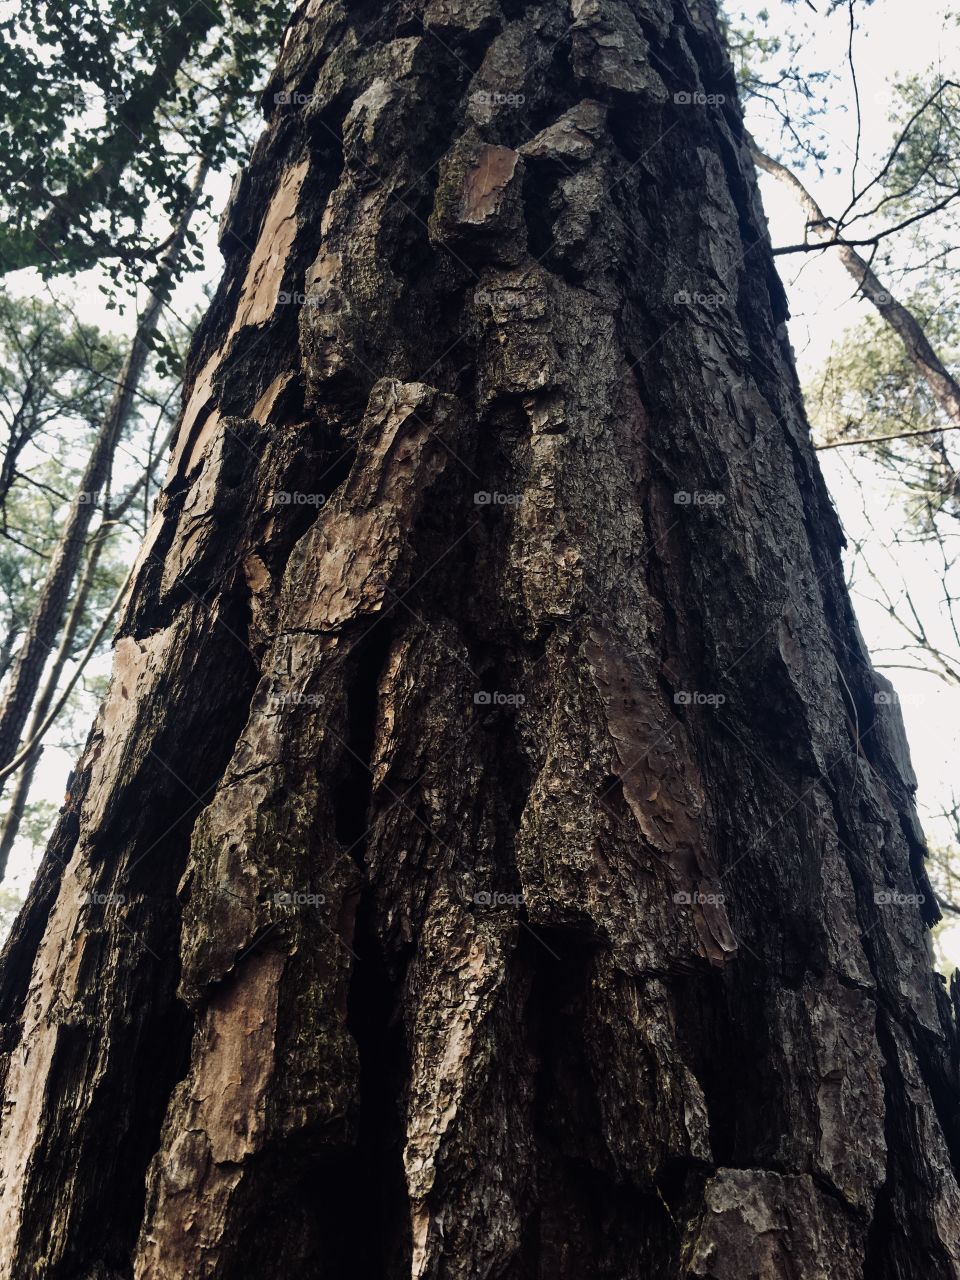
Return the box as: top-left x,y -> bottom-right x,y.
0,285 -> 180,882
0,294 -> 124,673
0,141 -> 216,803
0,291 -> 121,515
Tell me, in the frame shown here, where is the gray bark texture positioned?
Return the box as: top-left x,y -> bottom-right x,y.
0,1 -> 958,1277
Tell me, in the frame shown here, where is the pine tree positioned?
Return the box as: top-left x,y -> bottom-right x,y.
0,3 -> 957,1277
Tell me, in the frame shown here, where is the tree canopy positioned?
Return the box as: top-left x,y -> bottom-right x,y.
0,0 -> 288,277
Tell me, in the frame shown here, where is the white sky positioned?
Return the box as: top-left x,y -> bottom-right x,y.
4,0 -> 960,960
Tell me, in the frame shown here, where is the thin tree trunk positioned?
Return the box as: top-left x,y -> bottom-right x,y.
0,567 -> 129,790
0,630 -> 16,689
750,139 -> 960,429
0,4 -> 957,1279
0,530 -> 107,878
0,154 -> 212,795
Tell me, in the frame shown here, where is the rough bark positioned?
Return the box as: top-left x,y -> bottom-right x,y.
0,2 -> 958,1278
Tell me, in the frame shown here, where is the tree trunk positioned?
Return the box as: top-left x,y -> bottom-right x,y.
0,3 -> 958,1278
0,525 -> 108,878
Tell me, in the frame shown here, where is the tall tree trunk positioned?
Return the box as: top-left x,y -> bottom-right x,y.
0,3 -> 958,1278
0,154 -> 211,795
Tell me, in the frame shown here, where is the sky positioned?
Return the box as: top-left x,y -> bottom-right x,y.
3,0 -> 960,959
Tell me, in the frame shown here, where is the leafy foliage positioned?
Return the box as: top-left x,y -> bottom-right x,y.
0,882 -> 23,934
0,0 -> 289,278
808,300 -> 960,527
0,288 -> 121,495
